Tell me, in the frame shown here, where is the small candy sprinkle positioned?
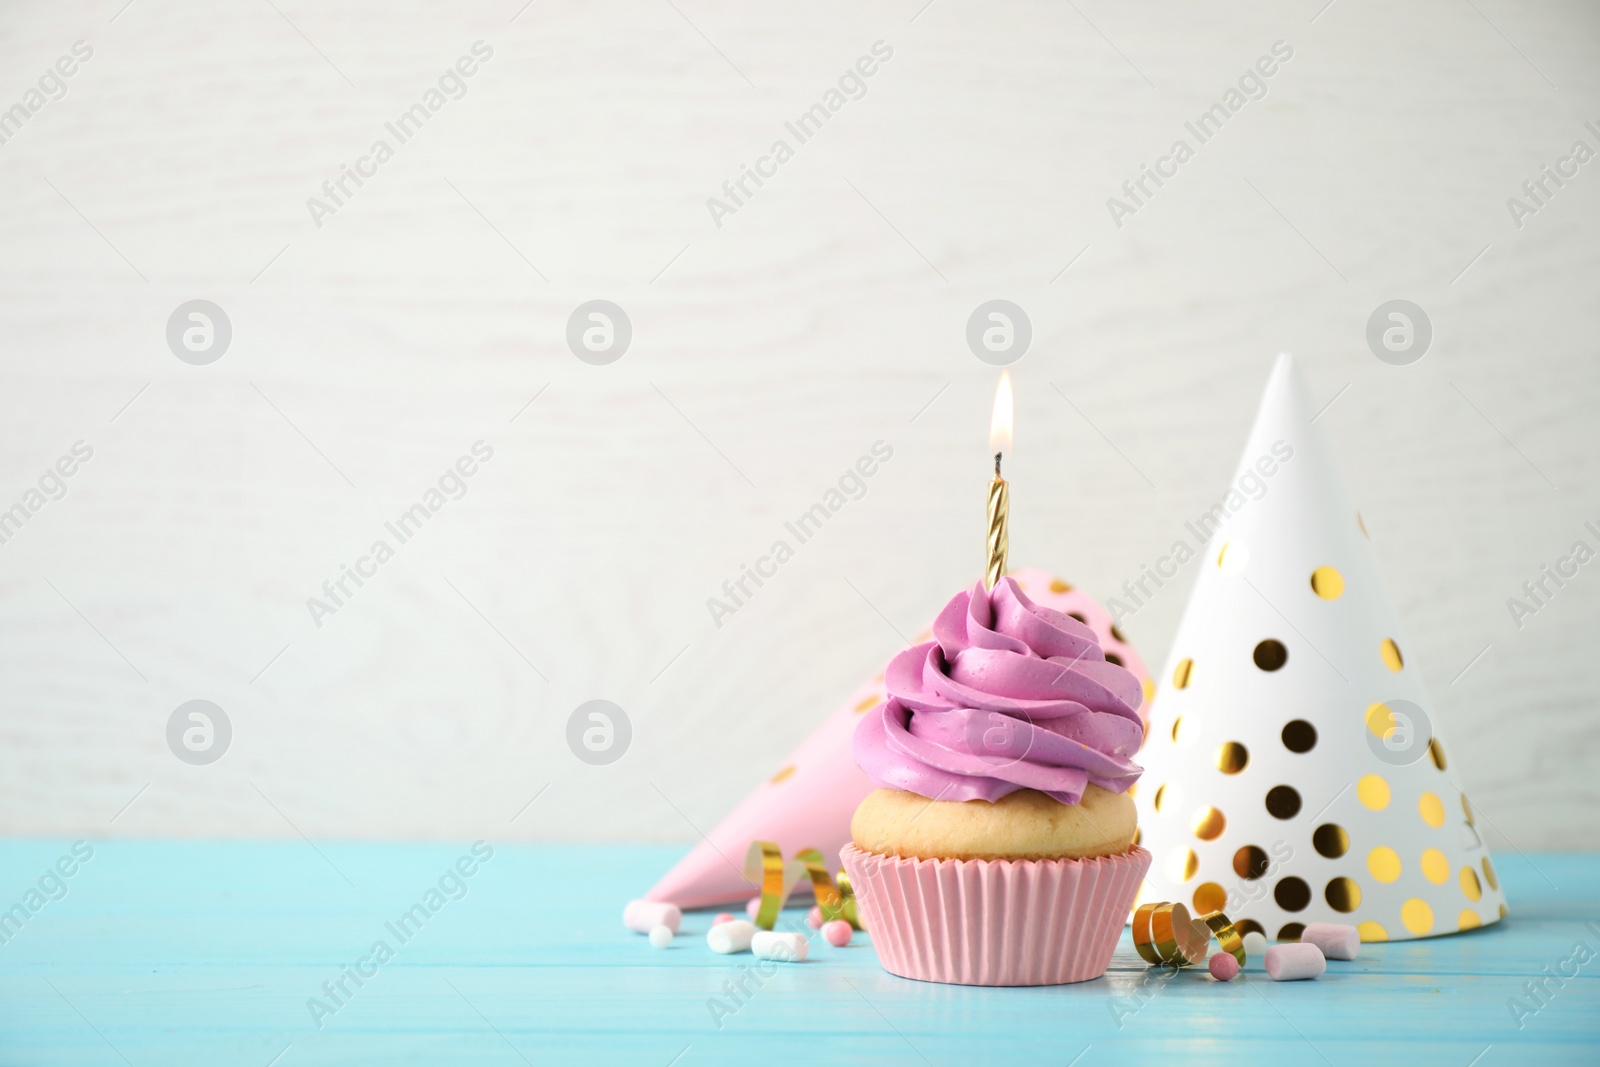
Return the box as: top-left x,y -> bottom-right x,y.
1265,942 -> 1326,981
648,925 -> 673,949
822,920 -> 853,947
807,906 -> 824,929
712,913 -> 735,926
1241,931 -> 1268,960
745,897 -> 762,920
1208,951 -> 1239,981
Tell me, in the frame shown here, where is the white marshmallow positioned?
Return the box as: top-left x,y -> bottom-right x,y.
623,899 -> 681,935
1241,931 -> 1268,961
1265,942 -> 1326,981
751,930 -> 809,962
1301,922 -> 1359,961
648,925 -> 674,949
706,919 -> 756,954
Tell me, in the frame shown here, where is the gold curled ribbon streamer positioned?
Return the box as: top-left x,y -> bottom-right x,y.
1151,902 -> 1201,965
744,841 -> 806,930
1198,910 -> 1245,965
1135,902 -> 1210,967
1132,903 -> 1163,965
743,841 -> 863,931
795,848 -> 845,921
833,870 -> 861,930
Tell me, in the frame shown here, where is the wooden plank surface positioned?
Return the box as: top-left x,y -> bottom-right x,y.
1,841 -> 1596,1064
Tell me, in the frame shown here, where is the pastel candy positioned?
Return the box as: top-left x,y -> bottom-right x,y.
707,919 -> 756,954
745,897 -> 761,919
1241,931 -> 1268,961
1301,922 -> 1359,961
807,906 -> 824,929
751,930 -> 809,962
712,912 -> 736,926
1265,942 -> 1326,981
648,926 -> 673,949
1208,951 -> 1239,981
623,899 -> 681,935
822,920 -> 853,947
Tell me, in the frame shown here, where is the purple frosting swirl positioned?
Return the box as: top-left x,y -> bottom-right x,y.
853,577 -> 1144,805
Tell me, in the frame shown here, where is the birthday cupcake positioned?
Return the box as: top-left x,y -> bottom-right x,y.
840,576 -> 1150,985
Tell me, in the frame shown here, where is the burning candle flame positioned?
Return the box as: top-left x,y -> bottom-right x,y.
988,369 -> 1014,457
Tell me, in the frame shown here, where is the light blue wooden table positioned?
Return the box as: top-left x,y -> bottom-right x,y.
1,841 -> 1595,1065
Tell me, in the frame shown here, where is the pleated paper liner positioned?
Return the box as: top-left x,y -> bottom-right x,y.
839,843 -> 1151,986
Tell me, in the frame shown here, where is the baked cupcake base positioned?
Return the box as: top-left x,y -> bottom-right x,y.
851,785 -> 1136,861
839,842 -> 1150,986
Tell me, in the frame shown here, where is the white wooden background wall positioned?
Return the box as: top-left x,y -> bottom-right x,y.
1,0 -> 1595,850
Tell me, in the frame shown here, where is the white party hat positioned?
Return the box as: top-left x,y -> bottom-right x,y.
1132,354 -> 1506,943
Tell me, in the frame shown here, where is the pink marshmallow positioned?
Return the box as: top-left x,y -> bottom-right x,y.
1208,952 -> 1239,981
807,906 -> 824,929
1301,923 -> 1360,961
1265,942 -> 1326,981
822,920 -> 853,947
712,912 -> 735,926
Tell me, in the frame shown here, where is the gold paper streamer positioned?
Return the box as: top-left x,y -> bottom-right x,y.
1198,910 -> 1245,965
796,848 -> 844,920
1132,903 -> 1163,965
743,841 -> 805,930
1133,901 -> 1211,967
1153,902 -> 1209,966
743,841 -> 863,931
834,870 -> 862,930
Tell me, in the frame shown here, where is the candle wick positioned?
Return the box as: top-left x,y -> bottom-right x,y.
994,452 -> 1003,478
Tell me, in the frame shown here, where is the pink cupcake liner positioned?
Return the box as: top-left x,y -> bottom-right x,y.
839,843 -> 1151,986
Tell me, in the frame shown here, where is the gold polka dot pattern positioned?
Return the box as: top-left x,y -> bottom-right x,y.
1172,658 -> 1193,689
1191,806 -> 1226,841
1133,539 -> 1508,945
1402,899 -> 1434,936
1310,566 -> 1344,599
1166,847 -> 1199,883
1419,792 -> 1446,828
1215,742 -> 1249,775
1326,877 -> 1361,912
1313,824 -> 1349,858
1253,639 -> 1288,671
1368,847 -> 1401,884
1193,882 -> 1227,914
